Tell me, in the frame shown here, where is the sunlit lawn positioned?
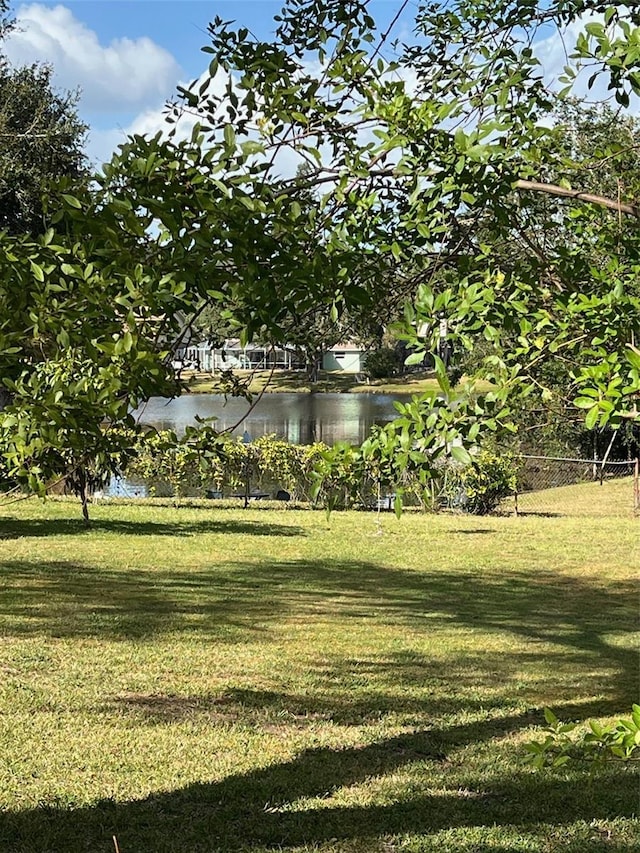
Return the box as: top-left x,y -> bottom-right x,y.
0,493 -> 637,852
186,368 -> 442,395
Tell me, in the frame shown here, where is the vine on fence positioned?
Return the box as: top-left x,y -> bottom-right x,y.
127,428 -> 329,501
124,427 -> 517,513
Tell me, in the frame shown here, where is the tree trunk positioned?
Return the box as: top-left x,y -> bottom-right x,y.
78,467 -> 91,526
306,350 -> 321,383
0,387 -> 12,411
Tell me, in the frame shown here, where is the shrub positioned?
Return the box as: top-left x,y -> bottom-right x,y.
252,435 -> 327,501
441,449 -> 518,514
126,430 -> 328,501
363,347 -> 401,379
310,441 -> 370,511
126,429 -> 212,497
123,427 -> 516,516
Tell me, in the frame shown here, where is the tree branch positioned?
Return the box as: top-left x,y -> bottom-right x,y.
515,179 -> 640,218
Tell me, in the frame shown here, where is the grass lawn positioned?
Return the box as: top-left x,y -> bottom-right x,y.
0,494 -> 637,852
185,369 -> 442,396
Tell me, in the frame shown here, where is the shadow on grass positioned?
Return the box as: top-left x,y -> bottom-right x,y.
0,516 -> 305,539
1,551 -> 637,851
516,511 -> 563,518
104,671 -> 626,729
0,557 -> 636,709
449,527 -> 495,534
104,681 -> 511,726
1,711 -> 636,852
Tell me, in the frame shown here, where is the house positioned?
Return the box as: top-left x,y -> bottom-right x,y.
176,340 -> 367,375
176,340 -> 304,372
321,343 -> 366,374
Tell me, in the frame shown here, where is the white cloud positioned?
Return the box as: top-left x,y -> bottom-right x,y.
535,14 -> 639,112
4,3 -> 181,113
1,6 -> 421,177
85,70 -> 232,167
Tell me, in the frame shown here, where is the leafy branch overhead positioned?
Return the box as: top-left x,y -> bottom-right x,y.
1,0 -> 639,498
142,0 -> 640,432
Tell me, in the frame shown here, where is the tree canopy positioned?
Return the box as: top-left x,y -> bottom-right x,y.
0,0 -> 87,237
1,0 -> 639,502
0,62 -> 87,235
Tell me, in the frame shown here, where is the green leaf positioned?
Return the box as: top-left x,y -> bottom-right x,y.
240,140 -> 264,156
584,405 -> 600,430
224,125 -> 236,149
29,261 -> 45,282
574,396 -> 598,409
589,720 -> 604,737
62,194 -> 82,209
433,356 -> 451,395
585,22 -> 605,38
393,493 -> 403,519
625,348 -> 640,371
451,445 -> 471,466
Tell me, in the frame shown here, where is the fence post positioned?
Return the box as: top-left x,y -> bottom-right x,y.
634,458 -> 640,513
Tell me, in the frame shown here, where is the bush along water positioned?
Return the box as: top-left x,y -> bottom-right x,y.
310,375 -> 518,515
126,427 -> 328,502
309,439 -> 518,515
122,387 -> 517,514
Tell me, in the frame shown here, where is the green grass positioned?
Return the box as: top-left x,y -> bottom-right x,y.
0,495 -> 637,852
186,369 -> 442,395
506,475 -> 637,518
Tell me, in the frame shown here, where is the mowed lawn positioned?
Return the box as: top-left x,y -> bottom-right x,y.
0,492 -> 637,852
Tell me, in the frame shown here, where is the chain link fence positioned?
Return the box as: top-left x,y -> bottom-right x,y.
501,455 -> 639,518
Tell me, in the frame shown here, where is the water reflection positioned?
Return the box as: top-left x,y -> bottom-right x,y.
133,392 -> 404,446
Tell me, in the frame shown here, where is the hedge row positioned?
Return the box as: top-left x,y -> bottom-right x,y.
125,431 -> 517,514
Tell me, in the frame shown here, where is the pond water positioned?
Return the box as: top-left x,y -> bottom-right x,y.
132,391 -> 406,446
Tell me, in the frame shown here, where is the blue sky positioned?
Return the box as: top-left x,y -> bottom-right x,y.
3,1 -> 586,168
3,1 -> 415,166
